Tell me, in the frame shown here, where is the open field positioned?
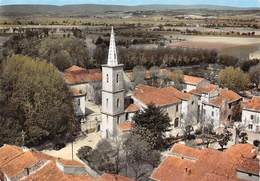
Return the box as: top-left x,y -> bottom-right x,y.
166,35 -> 260,59
170,35 -> 260,45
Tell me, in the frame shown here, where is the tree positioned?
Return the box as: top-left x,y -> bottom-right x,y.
249,63 -> 260,89
77,146 -> 93,160
123,133 -> 161,180
238,131 -> 248,144
159,70 -> 172,87
219,67 -> 250,92
133,104 -> 172,150
217,128 -> 232,151
132,65 -> 146,86
149,65 -> 159,86
0,55 -> 76,147
38,37 -> 90,70
218,55 -> 238,66
171,69 -> 184,90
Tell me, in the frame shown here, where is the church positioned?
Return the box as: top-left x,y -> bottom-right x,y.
64,27 -> 246,139
100,27 -> 198,139
100,27 -> 126,139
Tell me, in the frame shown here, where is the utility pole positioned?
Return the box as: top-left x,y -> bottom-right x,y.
21,130 -> 25,146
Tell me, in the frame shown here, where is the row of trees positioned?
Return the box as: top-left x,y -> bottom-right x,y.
0,55 -> 76,147
3,35 -> 90,71
219,64 -> 260,92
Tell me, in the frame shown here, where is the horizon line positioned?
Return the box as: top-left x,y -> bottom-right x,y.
0,3 -> 259,8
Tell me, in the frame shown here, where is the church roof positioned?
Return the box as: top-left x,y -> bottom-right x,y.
133,84 -> 192,107
125,103 -> 140,113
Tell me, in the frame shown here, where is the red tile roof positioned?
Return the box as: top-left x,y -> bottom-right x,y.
151,143 -> 259,181
118,121 -> 134,131
133,84 -> 190,106
58,158 -> 85,167
0,145 -> 94,181
208,89 -> 241,107
183,75 -> 205,85
189,84 -> 218,95
64,65 -> 101,84
23,161 -> 95,181
243,96 -> 260,112
98,173 -> 136,181
0,145 -> 136,181
125,103 -> 140,113
170,143 -> 202,158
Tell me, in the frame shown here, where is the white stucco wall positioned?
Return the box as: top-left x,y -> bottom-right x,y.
202,104 -> 221,129
74,95 -> 86,116
100,114 -> 125,138
101,64 -> 125,139
185,84 -> 197,92
242,109 -> 260,132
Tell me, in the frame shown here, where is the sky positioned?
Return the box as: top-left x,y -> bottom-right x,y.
1,0 -> 260,7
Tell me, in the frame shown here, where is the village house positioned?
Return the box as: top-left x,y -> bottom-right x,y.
201,88 -> 242,129
125,84 -> 198,136
150,143 -> 259,181
242,96 -> 260,132
0,144 -> 135,181
63,65 -> 102,133
182,75 -> 209,92
189,83 -> 219,121
63,65 -> 102,103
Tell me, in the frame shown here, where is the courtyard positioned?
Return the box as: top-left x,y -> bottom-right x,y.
42,132 -> 102,161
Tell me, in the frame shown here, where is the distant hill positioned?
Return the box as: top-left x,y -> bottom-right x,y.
0,4 -> 258,17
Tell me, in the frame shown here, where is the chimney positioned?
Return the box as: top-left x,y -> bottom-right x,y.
185,167 -> 191,175
25,167 -> 30,176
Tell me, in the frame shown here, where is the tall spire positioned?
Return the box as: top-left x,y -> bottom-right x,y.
107,26 -> 118,66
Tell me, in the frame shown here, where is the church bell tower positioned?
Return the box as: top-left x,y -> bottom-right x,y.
101,27 -> 125,139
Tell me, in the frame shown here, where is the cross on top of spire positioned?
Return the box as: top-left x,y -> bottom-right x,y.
107,26 -> 118,66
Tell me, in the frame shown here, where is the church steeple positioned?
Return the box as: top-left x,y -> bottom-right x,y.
107,26 -> 118,66
101,26 -> 125,139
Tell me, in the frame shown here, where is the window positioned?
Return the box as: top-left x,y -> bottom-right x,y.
106,74 -> 109,83
228,115 -> 231,120
117,116 -> 120,124
229,104 -> 232,109
77,99 -> 80,106
117,98 -> 120,108
116,74 -> 119,83
251,115 -> 254,120
176,105 -> 178,112
106,98 -> 108,108
248,124 -> 253,130
191,101 -> 194,105
211,111 -> 214,117
174,118 -> 179,128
